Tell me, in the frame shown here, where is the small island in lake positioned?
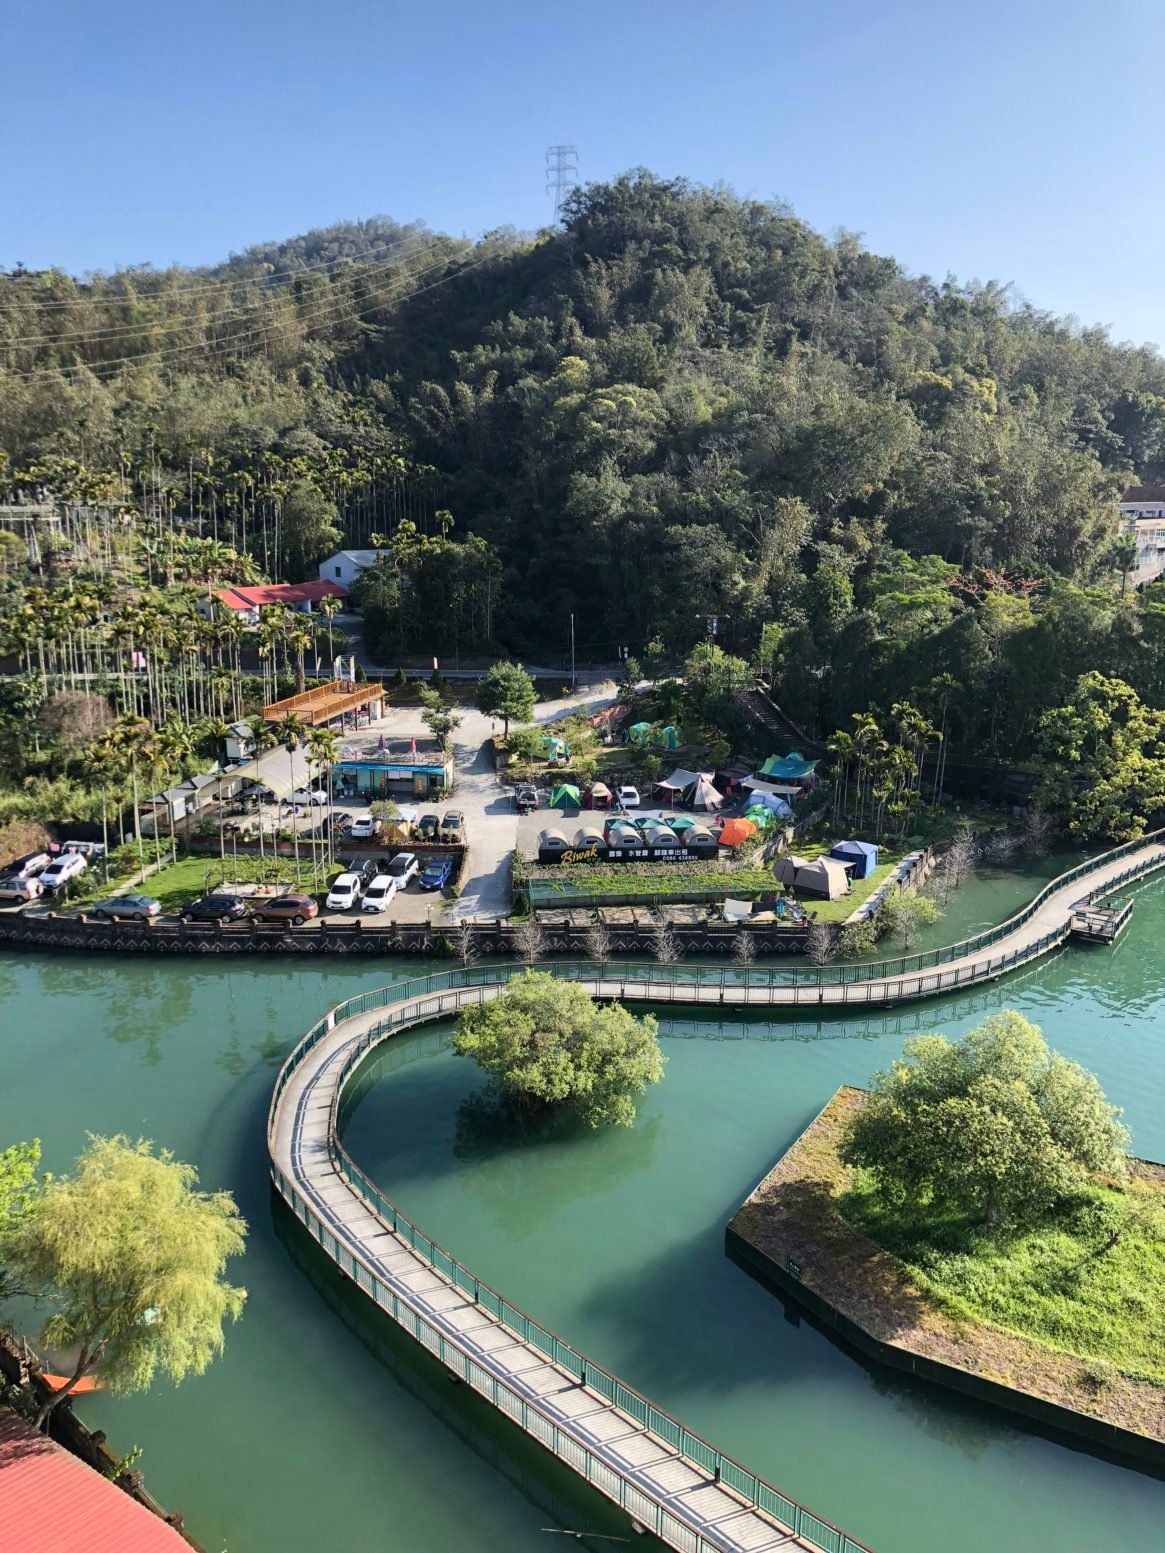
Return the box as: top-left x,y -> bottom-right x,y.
727,1014 -> 1165,1460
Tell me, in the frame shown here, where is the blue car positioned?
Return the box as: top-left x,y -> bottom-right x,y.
418,858 -> 453,891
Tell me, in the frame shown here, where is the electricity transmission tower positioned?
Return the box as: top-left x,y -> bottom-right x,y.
545,145 -> 579,220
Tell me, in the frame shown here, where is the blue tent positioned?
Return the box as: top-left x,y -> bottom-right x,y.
830,839 -> 879,879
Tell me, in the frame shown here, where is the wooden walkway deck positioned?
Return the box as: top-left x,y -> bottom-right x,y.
270,986 -> 873,1553
268,837 -> 1165,1553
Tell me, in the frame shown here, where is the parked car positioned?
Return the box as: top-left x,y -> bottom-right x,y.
61,839 -> 107,859
346,857 -> 380,886
290,787 -> 329,806
515,785 -> 538,814
0,875 -> 43,905
417,813 -> 441,841
251,893 -> 319,926
418,857 -> 454,891
4,851 -> 52,880
616,785 -> 641,808
360,875 -> 398,914
386,852 -> 419,886
439,811 -> 465,842
348,811 -> 380,840
39,853 -> 89,893
325,872 -> 365,911
179,893 -> 248,924
86,893 -> 160,921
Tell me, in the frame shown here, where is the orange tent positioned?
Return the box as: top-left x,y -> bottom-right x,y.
718,817 -> 757,847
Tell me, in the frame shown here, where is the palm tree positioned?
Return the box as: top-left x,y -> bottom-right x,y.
81,738 -> 124,882
276,712 -> 307,884
318,594 -> 342,667
112,714 -> 159,880
305,725 -> 340,882
244,715 -> 278,863
287,626 -> 313,696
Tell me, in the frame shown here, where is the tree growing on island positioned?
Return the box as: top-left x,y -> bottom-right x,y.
840,1012 -> 1129,1226
6,1135 -> 247,1427
804,918 -> 836,966
453,971 -> 665,1127
1034,672 -> 1165,842
475,661 -> 536,739
419,685 -> 462,752
584,913 -> 612,965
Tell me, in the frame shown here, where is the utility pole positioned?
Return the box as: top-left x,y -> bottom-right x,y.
545,145 -> 579,221
570,612 -> 576,690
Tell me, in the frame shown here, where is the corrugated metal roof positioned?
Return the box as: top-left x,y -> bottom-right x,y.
0,1409 -> 189,1553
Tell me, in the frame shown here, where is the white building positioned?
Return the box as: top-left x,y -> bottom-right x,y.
1120,485 -> 1165,587
318,549 -> 380,591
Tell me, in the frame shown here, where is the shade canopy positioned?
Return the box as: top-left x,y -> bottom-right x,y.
669,815 -> 696,831
657,767 -> 703,791
719,817 -> 758,847
722,898 -> 754,922
759,752 -> 819,780
743,777 -> 802,798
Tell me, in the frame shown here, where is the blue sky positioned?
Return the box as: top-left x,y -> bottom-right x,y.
5,0 -> 1162,347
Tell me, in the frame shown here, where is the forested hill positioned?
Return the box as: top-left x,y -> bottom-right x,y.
4,172 -> 1165,753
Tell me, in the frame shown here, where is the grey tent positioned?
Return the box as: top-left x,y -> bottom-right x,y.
572,824 -> 607,852
685,774 -> 723,811
684,823 -> 717,852
794,857 -> 850,900
645,826 -> 681,849
537,828 -> 570,861
775,853 -> 807,888
607,822 -> 641,849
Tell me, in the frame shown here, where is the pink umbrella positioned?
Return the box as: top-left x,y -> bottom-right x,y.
409,737 -> 417,756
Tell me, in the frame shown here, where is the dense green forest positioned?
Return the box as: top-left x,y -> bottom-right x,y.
5,171 -> 1165,760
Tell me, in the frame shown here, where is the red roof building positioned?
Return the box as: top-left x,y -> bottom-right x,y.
0,1409 -> 192,1553
211,580 -> 347,617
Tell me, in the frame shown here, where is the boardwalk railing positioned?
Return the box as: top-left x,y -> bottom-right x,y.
269,975 -> 876,1553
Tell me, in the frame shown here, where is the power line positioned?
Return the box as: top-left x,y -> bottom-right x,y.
545,145 -> 579,222
0,229 -> 455,313
3,246 -> 498,382
1,232 -> 459,352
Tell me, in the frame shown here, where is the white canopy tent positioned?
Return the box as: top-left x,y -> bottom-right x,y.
655,767 -> 704,792
742,778 -> 802,797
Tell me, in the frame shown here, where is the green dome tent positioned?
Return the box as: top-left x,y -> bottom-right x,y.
550,782 -> 581,809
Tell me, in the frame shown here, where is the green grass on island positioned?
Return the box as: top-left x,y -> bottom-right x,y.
839,1171 -> 1165,1385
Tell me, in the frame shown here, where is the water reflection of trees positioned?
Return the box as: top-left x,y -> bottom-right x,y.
451,1090 -> 663,1240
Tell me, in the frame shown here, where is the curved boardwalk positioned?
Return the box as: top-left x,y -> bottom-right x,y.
268,838 -> 1165,1553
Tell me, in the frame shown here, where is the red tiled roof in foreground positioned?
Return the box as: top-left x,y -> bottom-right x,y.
0,1409 -> 189,1553
214,579 -> 347,611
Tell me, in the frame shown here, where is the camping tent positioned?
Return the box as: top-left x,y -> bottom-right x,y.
645,826 -> 681,848
685,774 -> 723,811
719,817 -> 758,847
753,791 -> 793,817
538,828 -> 569,857
624,722 -> 652,745
794,857 -> 849,900
540,735 -> 569,762
759,752 -> 819,781
831,839 -> 879,879
589,781 -> 613,808
607,821 -> 641,849
659,725 -> 682,749
743,804 -> 775,829
775,854 -> 807,888
722,898 -> 754,922
550,783 -> 581,809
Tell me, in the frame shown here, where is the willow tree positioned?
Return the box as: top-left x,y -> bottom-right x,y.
6,1135 -> 247,1427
